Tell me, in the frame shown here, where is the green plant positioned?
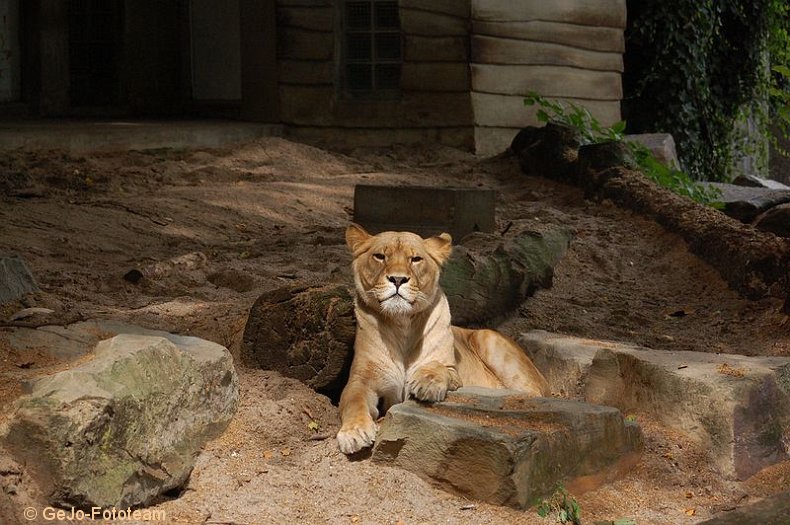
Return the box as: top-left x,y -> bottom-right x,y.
624,0 -> 788,181
536,484 -> 582,524
524,93 -> 722,207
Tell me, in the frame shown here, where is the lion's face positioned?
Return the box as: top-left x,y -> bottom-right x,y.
346,224 -> 452,317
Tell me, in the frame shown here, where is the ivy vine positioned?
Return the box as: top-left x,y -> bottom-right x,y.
624,0 -> 787,181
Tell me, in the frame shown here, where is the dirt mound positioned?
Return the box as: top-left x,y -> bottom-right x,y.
1,137 -> 788,523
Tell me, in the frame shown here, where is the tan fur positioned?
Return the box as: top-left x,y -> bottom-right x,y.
337,224 -> 550,454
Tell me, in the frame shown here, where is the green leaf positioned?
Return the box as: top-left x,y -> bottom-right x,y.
611,120 -> 627,134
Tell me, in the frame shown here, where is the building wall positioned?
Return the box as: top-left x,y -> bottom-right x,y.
277,0 -> 474,148
190,0 -> 242,101
0,0 -> 21,102
471,0 -> 626,155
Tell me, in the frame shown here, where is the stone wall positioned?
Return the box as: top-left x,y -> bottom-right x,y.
470,0 -> 626,155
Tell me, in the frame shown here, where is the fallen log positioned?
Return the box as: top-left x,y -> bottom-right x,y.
241,226 -> 572,399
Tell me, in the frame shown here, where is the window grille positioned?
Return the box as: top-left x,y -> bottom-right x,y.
343,1 -> 402,95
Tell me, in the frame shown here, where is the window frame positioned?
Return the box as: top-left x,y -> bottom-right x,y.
341,0 -> 403,98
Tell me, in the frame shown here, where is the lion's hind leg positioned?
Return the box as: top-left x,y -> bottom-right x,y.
466,329 -> 550,396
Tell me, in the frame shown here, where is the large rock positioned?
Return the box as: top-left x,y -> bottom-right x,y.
2,319 -> 210,361
0,255 -> 38,305
1,333 -> 239,509
519,330 -> 790,480
625,133 -> 680,169
699,491 -> 790,525
753,202 -> 790,238
372,387 -> 642,508
701,182 -> 790,222
733,174 -> 790,190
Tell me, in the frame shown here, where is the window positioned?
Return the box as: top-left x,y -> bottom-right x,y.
343,1 -> 402,95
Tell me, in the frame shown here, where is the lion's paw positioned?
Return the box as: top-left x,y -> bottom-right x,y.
408,363 -> 460,403
337,419 -> 379,455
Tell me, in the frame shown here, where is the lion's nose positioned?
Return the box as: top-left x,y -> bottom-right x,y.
387,275 -> 410,289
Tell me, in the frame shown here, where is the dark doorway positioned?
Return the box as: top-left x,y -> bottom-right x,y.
68,0 -> 124,107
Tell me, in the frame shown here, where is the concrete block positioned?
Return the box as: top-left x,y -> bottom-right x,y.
353,185 -> 495,240
519,330 -> 790,480
372,387 -> 642,508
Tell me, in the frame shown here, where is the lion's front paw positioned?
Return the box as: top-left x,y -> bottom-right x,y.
337,419 -> 379,455
408,362 -> 461,403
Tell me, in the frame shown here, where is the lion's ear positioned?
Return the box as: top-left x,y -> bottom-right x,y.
346,223 -> 372,254
425,233 -> 452,265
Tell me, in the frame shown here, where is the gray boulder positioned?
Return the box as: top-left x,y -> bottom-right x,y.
372,387 -> 642,508
519,330 -> 790,480
626,133 -> 681,169
733,174 -> 790,190
1,333 -> 239,509
701,182 -> 790,222
0,255 -> 38,305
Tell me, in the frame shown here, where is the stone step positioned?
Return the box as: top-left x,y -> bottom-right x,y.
519,330 -> 790,480
371,387 -> 642,509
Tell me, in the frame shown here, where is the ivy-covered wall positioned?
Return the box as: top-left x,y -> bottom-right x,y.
623,0 -> 780,181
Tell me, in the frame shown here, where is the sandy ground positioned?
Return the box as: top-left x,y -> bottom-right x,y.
0,137 -> 788,524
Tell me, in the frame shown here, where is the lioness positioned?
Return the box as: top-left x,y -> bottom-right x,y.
337,223 -> 550,454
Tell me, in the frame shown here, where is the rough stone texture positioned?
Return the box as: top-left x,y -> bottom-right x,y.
702,182 -> 790,223
519,330 -> 790,480
440,227 -> 571,325
0,255 -> 38,304
241,284 -> 356,401
625,133 -> 680,169
753,202 -> 790,238
2,319 -> 207,362
1,333 -> 239,509
699,491 -> 790,525
733,174 -> 790,190
372,387 -> 642,508
353,185 -> 496,241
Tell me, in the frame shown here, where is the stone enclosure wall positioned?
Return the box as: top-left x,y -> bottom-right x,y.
277,0 -> 626,154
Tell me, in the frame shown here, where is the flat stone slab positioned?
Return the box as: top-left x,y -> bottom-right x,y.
1,332 -> 239,509
519,330 -> 790,480
701,182 -> 790,222
733,174 -> 790,190
699,491 -> 790,525
371,387 -> 642,509
0,255 -> 38,305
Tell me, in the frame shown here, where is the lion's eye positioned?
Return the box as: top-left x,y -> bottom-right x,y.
373,253 -> 386,261
411,256 -> 423,263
